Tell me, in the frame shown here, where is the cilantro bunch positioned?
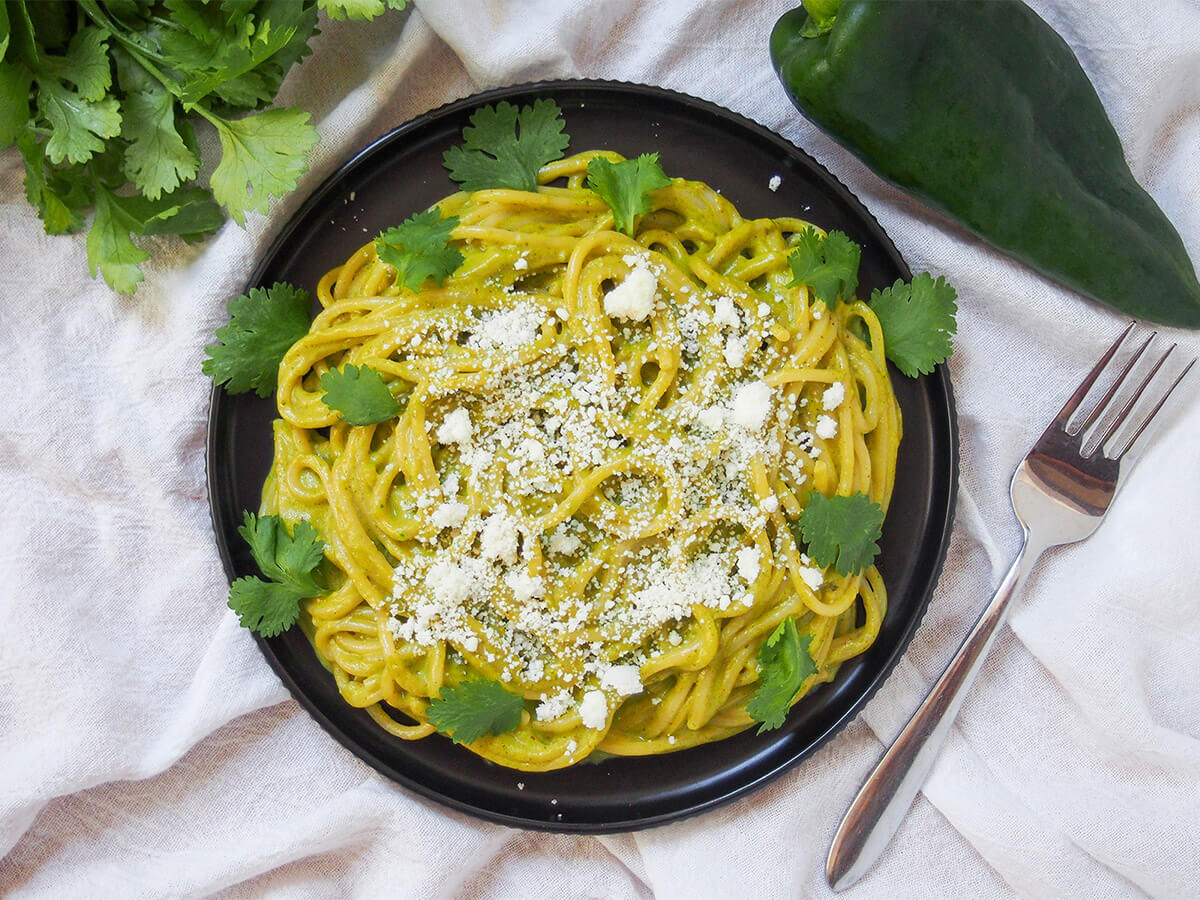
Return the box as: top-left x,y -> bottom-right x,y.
0,0 -> 406,294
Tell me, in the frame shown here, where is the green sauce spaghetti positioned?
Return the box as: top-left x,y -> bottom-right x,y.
261,151 -> 900,771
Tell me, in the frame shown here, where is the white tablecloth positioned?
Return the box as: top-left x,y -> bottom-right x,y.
3,2 -> 1199,897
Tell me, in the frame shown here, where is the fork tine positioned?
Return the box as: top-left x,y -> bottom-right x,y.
1089,343 -> 1175,454
1053,322 -> 1135,430
1109,355 -> 1195,461
1070,329 -> 1156,435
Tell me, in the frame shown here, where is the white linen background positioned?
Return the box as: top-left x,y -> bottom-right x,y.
1,0 -> 1198,896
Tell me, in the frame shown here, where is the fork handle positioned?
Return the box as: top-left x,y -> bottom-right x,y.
826,533 -> 1047,891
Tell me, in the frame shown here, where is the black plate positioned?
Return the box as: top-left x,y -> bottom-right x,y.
207,80 -> 958,832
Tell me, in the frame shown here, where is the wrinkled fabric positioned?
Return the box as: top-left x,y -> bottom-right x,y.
2,2 -> 1198,897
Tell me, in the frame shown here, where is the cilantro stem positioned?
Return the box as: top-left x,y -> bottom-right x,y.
190,104 -> 223,129
77,0 -> 178,93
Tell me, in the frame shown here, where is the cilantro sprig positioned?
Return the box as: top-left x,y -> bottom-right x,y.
586,153 -> 672,236
795,491 -> 885,576
868,273 -> 958,376
374,207 -> 464,291
746,618 -> 818,733
228,512 -> 329,638
787,229 -> 861,308
427,679 -> 526,744
320,364 -> 403,426
443,99 -> 571,192
203,282 -> 313,397
320,0 -> 411,21
0,0 -> 407,292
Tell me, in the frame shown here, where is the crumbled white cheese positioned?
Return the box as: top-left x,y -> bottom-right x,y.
430,501 -> 469,529
424,560 -> 475,606
547,531 -> 582,555
723,334 -> 748,368
822,382 -> 845,411
536,689 -> 573,722
516,437 -> 546,463
736,546 -> 761,584
757,302 -> 771,318
505,569 -> 545,603
712,295 -> 740,329
604,263 -> 657,321
600,664 -> 643,697
480,512 -> 520,564
815,414 -> 838,440
513,255 -> 529,271
469,303 -> 544,350
436,408 -> 473,446
768,174 -> 781,192
697,405 -> 725,431
760,496 -> 779,513
798,565 -> 824,592
730,381 -> 772,431
579,690 -> 609,729
566,739 -> 577,755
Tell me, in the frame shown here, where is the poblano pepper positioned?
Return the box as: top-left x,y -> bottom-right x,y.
771,0 -> 1200,328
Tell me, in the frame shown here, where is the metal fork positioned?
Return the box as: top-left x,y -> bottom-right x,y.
826,324 -> 1195,891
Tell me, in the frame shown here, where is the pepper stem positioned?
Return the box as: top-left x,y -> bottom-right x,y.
800,0 -> 841,35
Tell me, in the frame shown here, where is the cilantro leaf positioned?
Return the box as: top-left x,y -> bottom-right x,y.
320,364 -> 402,426
16,131 -> 89,234
797,491 -> 884,576
427,679 -> 525,744
0,62 -> 33,148
320,0 -> 410,20
121,85 -> 200,200
239,512 -> 326,596
787,228 -> 861,308
746,619 -> 818,733
0,2 -> 9,62
443,99 -> 570,192
203,282 -> 313,396
227,577 -> 307,638
37,78 -> 122,165
134,186 -> 224,240
208,107 -> 319,225
110,44 -> 160,95
867,273 -> 958,377
228,512 -> 328,638
24,1 -> 71,51
586,153 -> 671,236
87,188 -> 150,294
86,184 -> 224,292
40,27 -> 113,101
157,0 -> 312,107
3,0 -> 39,69
374,207 -> 463,291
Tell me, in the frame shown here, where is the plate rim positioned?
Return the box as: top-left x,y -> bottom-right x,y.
205,77 -> 960,833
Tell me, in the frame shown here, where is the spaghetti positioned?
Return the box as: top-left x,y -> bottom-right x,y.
262,151 -> 901,771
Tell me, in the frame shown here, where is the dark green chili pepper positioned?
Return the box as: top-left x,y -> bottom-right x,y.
771,0 -> 1200,327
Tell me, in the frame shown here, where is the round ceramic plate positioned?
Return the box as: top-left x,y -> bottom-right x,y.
207,80 -> 958,833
